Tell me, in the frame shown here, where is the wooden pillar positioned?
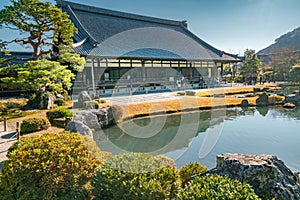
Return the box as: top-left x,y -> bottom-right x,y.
91,58 -> 96,94
190,62 -> 193,79
220,63 -> 224,77
118,60 -> 121,79
16,122 -> 20,140
142,60 -> 146,82
4,117 -> 7,132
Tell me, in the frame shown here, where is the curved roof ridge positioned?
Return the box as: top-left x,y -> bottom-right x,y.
181,28 -> 222,56
64,4 -> 98,46
182,28 -> 240,60
56,0 -> 187,28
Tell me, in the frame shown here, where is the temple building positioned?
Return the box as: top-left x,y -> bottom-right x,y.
57,0 -> 239,95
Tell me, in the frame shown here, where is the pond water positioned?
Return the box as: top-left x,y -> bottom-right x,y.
96,106 -> 300,172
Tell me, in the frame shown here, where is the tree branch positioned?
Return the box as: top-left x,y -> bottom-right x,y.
1,57 -> 32,64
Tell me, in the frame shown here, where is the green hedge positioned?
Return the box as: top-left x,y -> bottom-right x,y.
46,107 -> 73,123
20,117 -> 50,134
179,162 -> 208,187
92,153 -> 180,200
179,174 -> 259,200
0,131 -> 102,200
80,135 -> 112,161
54,98 -> 66,106
185,91 -> 196,96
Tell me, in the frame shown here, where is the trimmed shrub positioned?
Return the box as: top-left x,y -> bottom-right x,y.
0,98 -> 28,110
20,117 -> 50,134
155,155 -> 177,169
103,153 -> 175,173
177,91 -> 186,96
0,131 -> 102,200
46,107 -> 73,123
94,98 -> 106,104
179,162 -> 208,187
92,153 -> 180,200
185,90 -> 196,96
84,99 -> 106,109
0,103 -> 8,112
80,135 -> 112,161
54,98 -> 66,106
84,100 -> 99,109
179,174 -> 259,199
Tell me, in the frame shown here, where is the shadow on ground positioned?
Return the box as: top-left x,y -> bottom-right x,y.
0,160 -> 4,171
1,132 -> 16,139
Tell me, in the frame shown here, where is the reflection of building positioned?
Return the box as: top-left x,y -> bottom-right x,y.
56,0 -> 239,94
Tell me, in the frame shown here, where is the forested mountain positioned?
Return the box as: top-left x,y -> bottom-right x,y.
258,27 -> 300,55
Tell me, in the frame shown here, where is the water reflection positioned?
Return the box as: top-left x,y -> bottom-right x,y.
96,106 -> 300,171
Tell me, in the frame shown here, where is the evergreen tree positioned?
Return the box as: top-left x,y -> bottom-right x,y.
241,49 -> 262,84
0,0 -> 85,93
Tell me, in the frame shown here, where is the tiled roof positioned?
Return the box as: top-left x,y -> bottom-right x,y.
57,0 -> 239,62
0,51 -> 33,66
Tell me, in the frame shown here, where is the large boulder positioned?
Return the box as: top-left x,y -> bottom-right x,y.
65,120 -> 93,139
209,154 -> 300,200
284,91 -> 300,105
283,103 -> 296,109
92,107 -> 114,128
72,107 -> 115,131
77,91 -> 92,107
73,110 -> 101,130
27,92 -> 56,109
256,92 -> 269,107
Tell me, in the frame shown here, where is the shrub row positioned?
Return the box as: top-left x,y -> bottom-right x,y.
54,98 -> 66,106
46,107 -> 73,123
0,132 -> 259,199
0,98 -> 28,112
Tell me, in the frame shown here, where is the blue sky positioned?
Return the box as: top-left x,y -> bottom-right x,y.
1,0 -> 300,55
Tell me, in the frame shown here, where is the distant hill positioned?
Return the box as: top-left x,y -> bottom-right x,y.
258,27 -> 300,55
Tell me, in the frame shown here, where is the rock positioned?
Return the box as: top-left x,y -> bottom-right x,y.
27,92 -> 56,109
240,99 -> 249,107
72,107 -> 115,131
257,106 -> 268,116
65,120 -> 93,139
283,103 -> 296,109
268,94 -> 284,105
253,88 -> 262,93
45,94 -> 56,109
77,91 -> 92,107
93,107 -> 114,128
256,92 -> 269,107
56,93 -> 64,99
285,93 -> 300,105
209,154 -> 300,200
73,110 -> 101,130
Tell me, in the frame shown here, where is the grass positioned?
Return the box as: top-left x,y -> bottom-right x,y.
0,84 -> 283,133
195,84 -> 279,97
120,96 -> 259,119
120,84 -> 282,120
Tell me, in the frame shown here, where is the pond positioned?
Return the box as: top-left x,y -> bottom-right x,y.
95,106 -> 300,172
